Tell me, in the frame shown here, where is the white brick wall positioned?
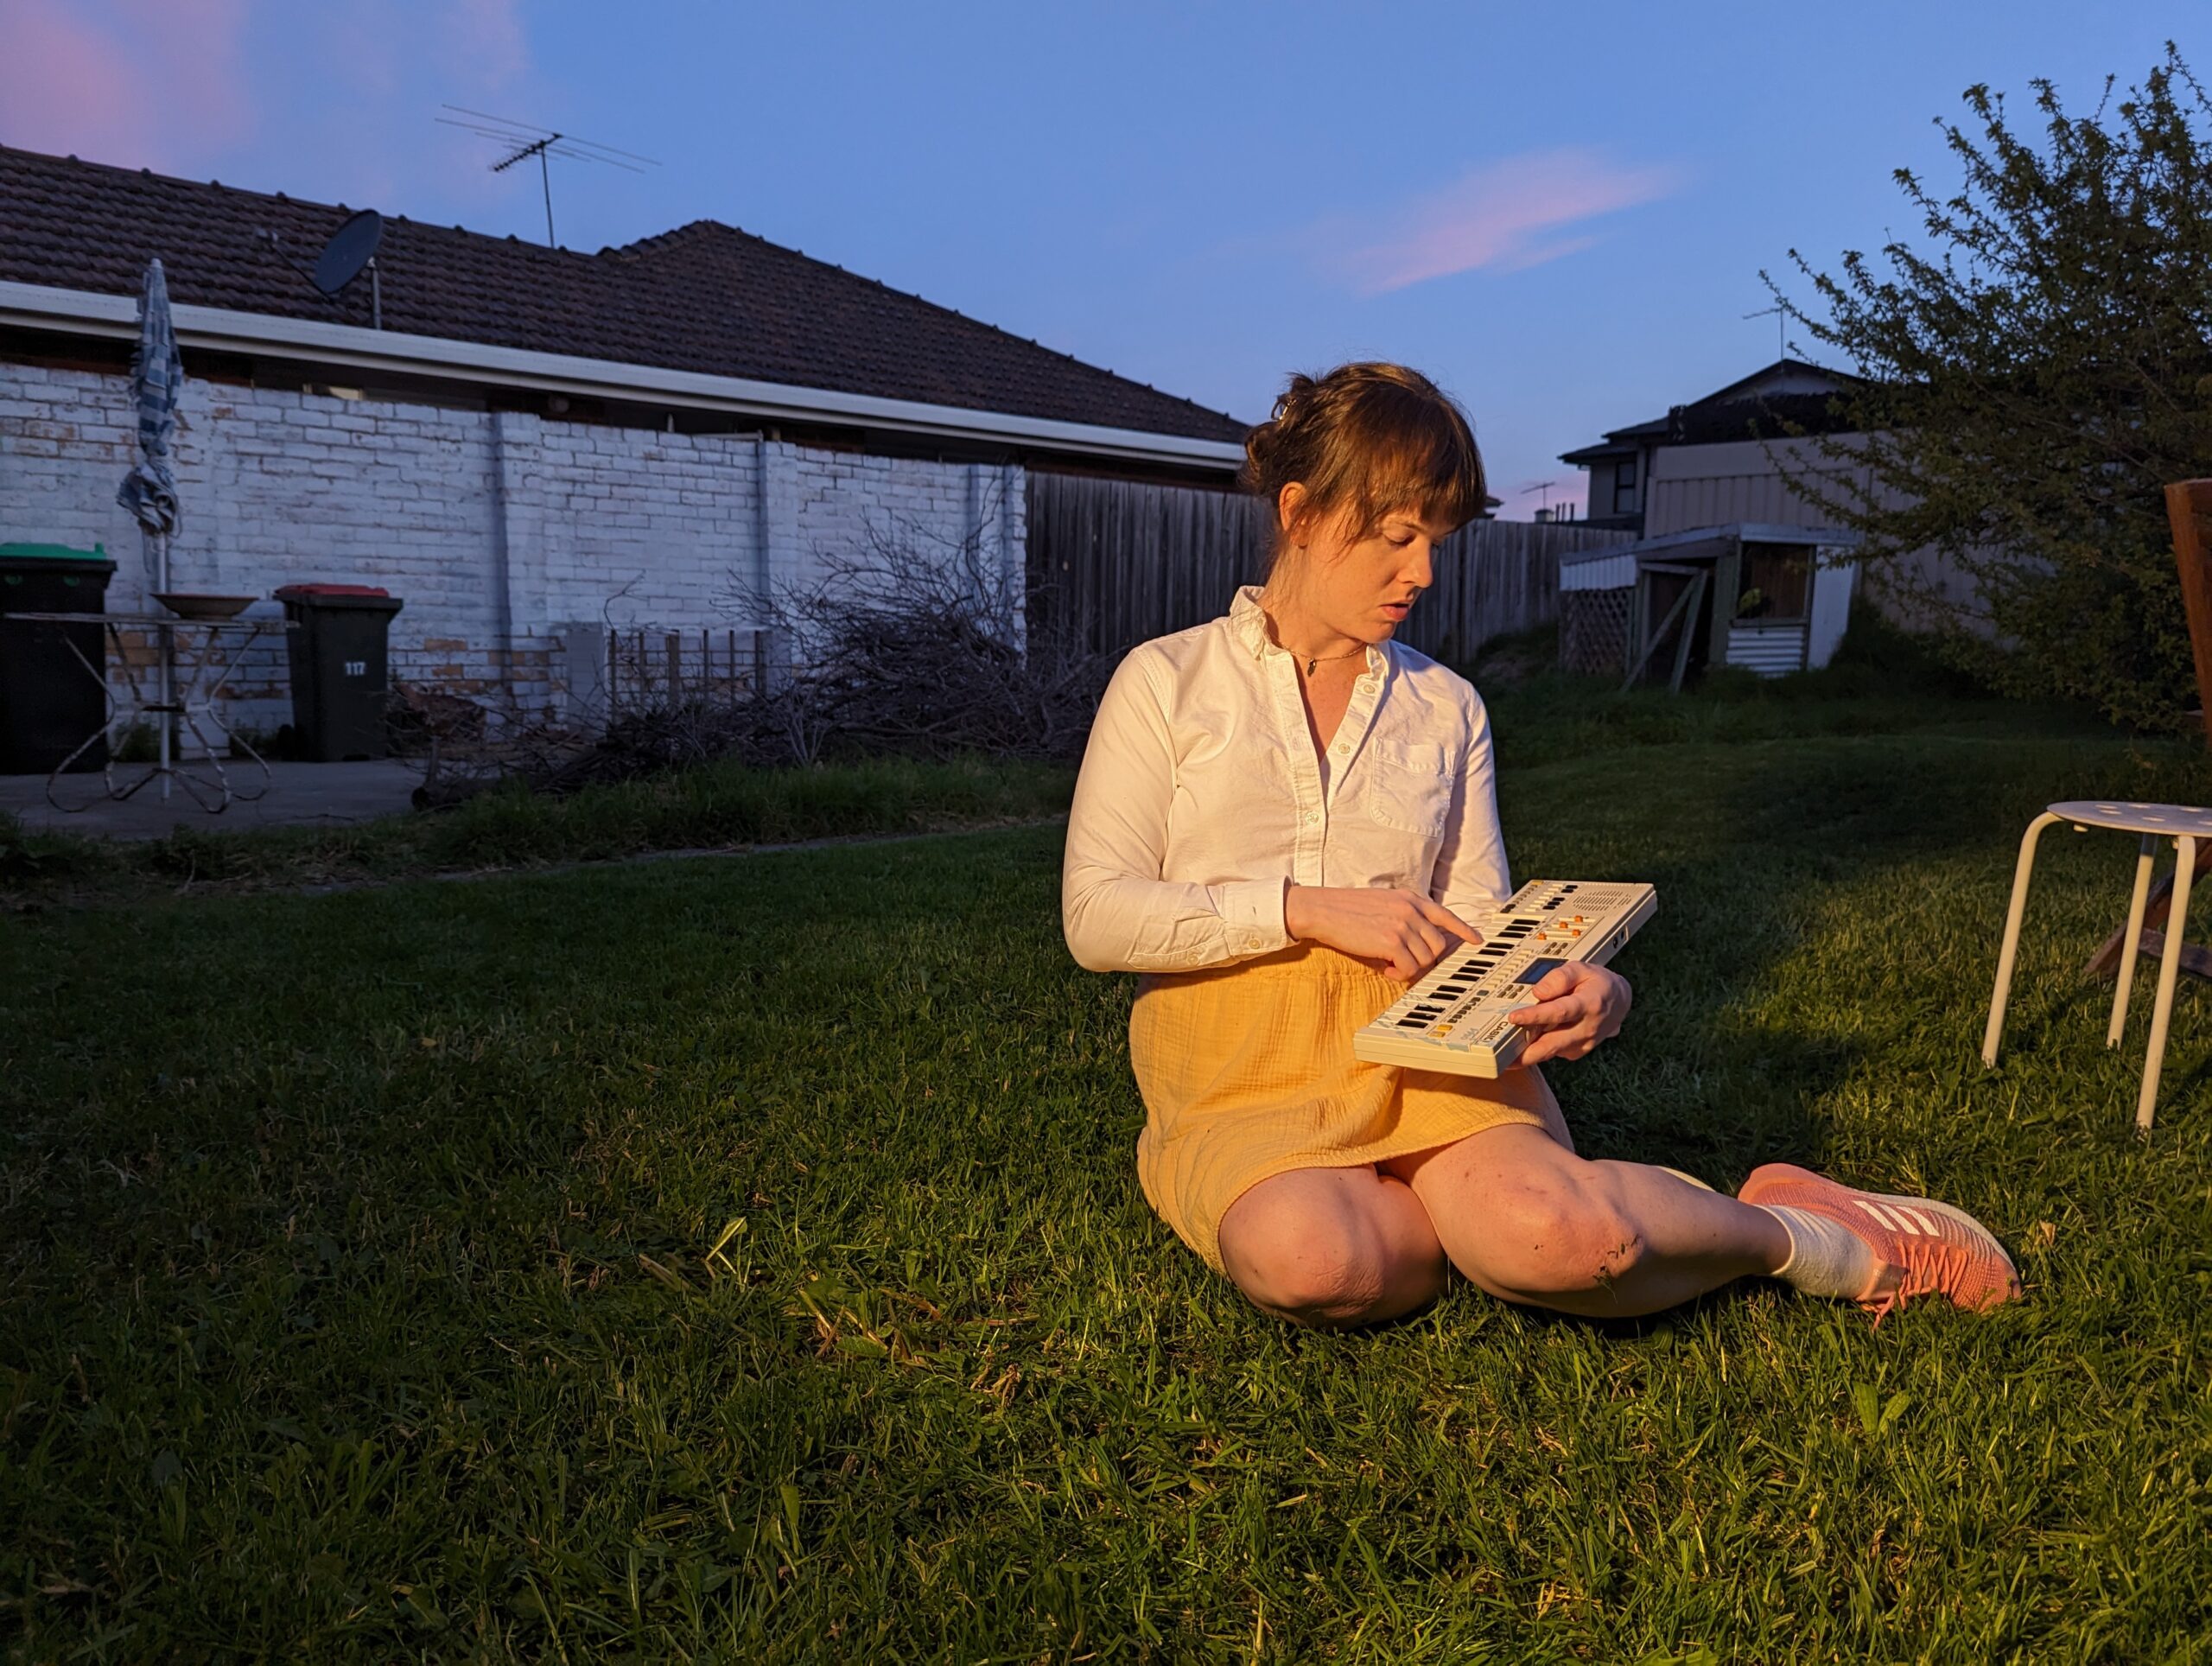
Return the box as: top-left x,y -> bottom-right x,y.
0,360 -> 1029,738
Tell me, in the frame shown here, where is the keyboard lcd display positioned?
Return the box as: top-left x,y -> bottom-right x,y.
1515,957 -> 1567,985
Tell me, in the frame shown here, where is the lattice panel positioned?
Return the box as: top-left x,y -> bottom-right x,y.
1560,588 -> 1632,677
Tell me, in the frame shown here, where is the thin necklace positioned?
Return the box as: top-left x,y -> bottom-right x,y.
1294,644 -> 1367,677
1260,598 -> 1369,677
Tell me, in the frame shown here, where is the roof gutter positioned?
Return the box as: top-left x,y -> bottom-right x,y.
0,279 -> 1248,471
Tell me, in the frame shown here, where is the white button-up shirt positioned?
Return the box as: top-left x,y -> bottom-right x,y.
1062,584 -> 1511,973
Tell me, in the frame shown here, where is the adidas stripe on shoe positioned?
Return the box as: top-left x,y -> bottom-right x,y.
1739,1162 -> 2021,1323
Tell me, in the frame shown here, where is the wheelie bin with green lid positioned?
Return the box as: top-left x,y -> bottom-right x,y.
0,542 -> 117,773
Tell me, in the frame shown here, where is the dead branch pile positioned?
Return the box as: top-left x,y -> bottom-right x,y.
759,509 -> 1109,765
407,496 -> 1112,810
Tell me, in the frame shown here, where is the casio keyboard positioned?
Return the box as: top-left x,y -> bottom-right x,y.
1351,879 -> 1656,1078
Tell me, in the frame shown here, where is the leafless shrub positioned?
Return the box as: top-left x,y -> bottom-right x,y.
408,486 -> 1110,808
386,681 -> 487,759
744,491 -> 1111,765
404,696 -> 588,810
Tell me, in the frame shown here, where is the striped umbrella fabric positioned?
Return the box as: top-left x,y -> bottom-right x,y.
116,257 -> 184,562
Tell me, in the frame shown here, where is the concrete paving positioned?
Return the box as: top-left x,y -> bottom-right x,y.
1,758 -> 422,840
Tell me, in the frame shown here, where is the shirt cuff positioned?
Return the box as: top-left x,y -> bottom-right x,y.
1219,876 -> 1292,956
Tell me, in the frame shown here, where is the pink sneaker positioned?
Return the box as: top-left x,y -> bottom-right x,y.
1740,1163 -> 2022,1323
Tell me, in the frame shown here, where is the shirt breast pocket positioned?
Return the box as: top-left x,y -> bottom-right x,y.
1363,739 -> 1455,837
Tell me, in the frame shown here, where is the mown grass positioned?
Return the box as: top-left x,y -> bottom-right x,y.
0,754 -> 1077,907
0,616 -> 2107,912
3,682 -> 2211,1661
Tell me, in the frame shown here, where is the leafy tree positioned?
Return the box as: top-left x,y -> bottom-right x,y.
1770,43 -> 2212,730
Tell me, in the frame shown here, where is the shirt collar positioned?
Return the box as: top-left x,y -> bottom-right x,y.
1229,584 -> 1274,658
1229,583 -> 1391,677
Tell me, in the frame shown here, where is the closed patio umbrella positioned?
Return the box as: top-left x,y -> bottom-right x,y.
115,258 -> 185,794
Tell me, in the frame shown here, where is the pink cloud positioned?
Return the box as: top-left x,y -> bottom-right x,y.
0,0 -> 157,164
0,0 -> 556,239
127,0 -> 255,151
0,0 -> 252,169
1318,148 -> 1684,295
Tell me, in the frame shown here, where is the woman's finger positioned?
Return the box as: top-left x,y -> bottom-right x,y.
1402,917 -> 1447,970
1415,895 -> 1484,945
1519,1031 -> 1571,1065
1520,1021 -> 1596,1065
1505,991 -> 1584,1031
1523,964 -> 1581,1004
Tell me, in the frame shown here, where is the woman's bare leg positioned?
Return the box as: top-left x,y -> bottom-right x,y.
1387,1121 -> 1790,1318
1216,1166 -> 1448,1328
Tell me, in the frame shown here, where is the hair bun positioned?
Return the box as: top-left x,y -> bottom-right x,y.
1238,362 -> 1484,572
1238,415 -> 1281,496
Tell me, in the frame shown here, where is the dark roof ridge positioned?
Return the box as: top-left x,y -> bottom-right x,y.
613,215 -> 1246,431
8,143 -> 628,271
1689,355 -> 1866,410
0,142 -> 1249,444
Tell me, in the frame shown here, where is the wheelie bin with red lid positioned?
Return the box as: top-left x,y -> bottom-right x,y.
274,583 -> 405,761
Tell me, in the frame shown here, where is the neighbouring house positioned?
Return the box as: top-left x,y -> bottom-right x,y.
1556,357 -> 1980,677
1558,358 -> 1866,538
0,144 -> 1249,739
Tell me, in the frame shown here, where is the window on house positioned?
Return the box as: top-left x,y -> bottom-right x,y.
1611,455 -> 1639,516
1736,544 -> 1811,621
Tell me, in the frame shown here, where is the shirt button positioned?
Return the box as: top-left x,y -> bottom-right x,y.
1303,811 -> 1319,825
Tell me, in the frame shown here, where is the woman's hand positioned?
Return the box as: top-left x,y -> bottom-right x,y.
1283,884 -> 1481,982
1504,962 -> 1631,1065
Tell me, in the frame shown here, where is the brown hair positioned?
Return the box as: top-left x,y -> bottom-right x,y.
1238,362 -> 1485,574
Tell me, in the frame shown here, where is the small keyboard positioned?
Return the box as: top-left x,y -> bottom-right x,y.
1351,879 -> 1656,1078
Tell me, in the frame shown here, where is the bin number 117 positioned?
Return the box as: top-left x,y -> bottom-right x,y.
344,660 -> 366,677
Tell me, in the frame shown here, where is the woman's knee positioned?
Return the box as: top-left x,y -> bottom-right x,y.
1218,1179 -> 1426,1327
1453,1164 -> 1646,1300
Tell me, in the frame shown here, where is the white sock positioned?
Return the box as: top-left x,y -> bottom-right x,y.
1758,1204 -> 1879,1300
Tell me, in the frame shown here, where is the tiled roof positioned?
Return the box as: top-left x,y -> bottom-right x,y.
0,144 -> 1249,444
1560,359 -> 1866,464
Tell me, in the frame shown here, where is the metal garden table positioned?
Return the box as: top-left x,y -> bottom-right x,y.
12,610 -> 287,814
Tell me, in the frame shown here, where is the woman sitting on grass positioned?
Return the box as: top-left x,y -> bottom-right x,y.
1061,361 -> 2020,1330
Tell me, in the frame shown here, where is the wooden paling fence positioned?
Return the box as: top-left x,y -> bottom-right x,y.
604,626 -> 781,707
1026,472 -> 1632,664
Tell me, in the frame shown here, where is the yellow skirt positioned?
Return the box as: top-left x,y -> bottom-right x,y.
1130,942 -> 1555,1271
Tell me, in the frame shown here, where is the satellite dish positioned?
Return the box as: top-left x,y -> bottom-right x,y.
312,209 -> 382,296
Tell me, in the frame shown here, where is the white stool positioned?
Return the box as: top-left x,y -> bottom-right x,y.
1983,801 -> 2209,1129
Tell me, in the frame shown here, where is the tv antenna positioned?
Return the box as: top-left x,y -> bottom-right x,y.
436,106 -> 659,246
1744,302 -> 1793,359
1520,479 -> 1561,513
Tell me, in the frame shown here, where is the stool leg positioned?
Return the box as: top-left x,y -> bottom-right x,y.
1985,812 -> 2065,1066
2137,835 -> 2197,1133
2108,834 -> 2158,1046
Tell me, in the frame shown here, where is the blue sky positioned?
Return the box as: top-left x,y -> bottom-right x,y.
0,2 -> 2190,513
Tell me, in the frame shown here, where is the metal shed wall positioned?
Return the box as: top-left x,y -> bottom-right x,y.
1558,550 -> 1637,592
1807,555 -> 1859,667
1726,623 -> 1808,677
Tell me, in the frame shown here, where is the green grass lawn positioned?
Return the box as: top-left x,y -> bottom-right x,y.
0,754 -> 1077,907
3,687 -> 2211,1662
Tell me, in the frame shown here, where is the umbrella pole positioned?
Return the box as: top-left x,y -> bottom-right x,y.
155,530 -> 173,801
